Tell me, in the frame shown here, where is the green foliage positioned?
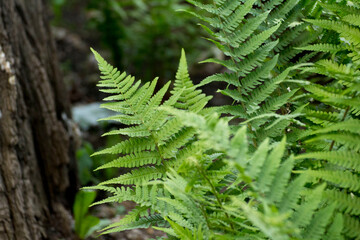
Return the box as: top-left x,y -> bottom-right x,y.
295,1 -> 360,238
50,0 -> 67,24
183,0 -> 319,146
73,190 -> 100,239
151,117 -> 334,239
85,0 -> 360,239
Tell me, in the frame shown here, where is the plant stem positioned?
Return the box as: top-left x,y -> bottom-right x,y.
197,165 -> 235,231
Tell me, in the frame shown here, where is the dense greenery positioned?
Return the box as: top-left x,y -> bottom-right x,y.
85,0 -> 360,239
87,0 -> 212,81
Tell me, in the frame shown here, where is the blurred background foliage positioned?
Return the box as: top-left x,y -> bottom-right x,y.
51,0 -> 212,83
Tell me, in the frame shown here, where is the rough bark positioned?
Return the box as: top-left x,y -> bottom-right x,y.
0,0 -> 77,239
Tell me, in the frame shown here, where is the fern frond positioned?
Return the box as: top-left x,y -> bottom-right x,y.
267,156 -> 295,204
86,1 -> 359,239
99,167 -> 165,186
307,170 -> 360,192
301,203 -> 336,240
295,151 -> 360,172
278,173 -> 308,213
102,214 -> 166,235
172,49 -> 212,112
324,189 -> 360,216
219,11 -> 270,47
324,213 -> 344,240
164,217 -> 194,239
343,215 -> 360,239
246,139 -> 269,179
256,137 -> 286,194
297,43 -> 348,53
239,201 -> 294,240
267,0 -> 300,24
305,19 -> 360,47
221,2 -> 254,32
95,152 -> 162,170
291,184 -> 325,229
91,137 -> 156,156
318,2 -> 359,16
343,14 -> 360,27
234,24 -> 281,59
305,133 -> 360,151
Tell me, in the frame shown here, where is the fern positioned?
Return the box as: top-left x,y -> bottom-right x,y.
85,49 -> 211,233
152,110 -> 335,239
84,1 -> 360,239
184,0 -> 321,147
88,48 -> 334,238
296,2 -> 360,238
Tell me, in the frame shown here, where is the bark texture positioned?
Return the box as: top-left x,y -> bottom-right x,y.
0,0 -> 77,239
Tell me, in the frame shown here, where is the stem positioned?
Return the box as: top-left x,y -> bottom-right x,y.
199,204 -> 211,230
197,165 -> 235,231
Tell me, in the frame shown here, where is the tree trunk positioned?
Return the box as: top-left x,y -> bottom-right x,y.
0,0 -> 77,239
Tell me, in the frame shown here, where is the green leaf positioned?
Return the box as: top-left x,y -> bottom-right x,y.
73,190 -> 98,238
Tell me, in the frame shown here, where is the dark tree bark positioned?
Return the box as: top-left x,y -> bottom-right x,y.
0,0 -> 77,239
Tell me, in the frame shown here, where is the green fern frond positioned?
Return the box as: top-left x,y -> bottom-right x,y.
99,167 -> 165,186
267,0 -> 300,24
295,151 -> 360,172
164,217 -> 194,240
234,24 -> 281,59
303,109 -> 340,124
291,184 -> 325,229
301,203 -> 336,240
307,170 -> 360,192
297,43 -> 348,53
221,11 -> 270,48
256,137 -> 286,194
343,215 -> 360,239
324,189 -> 360,216
318,2 -> 359,16
91,137 -> 156,156
88,187 -> 135,206
305,19 -> 360,47
305,133 -> 360,151
275,23 -> 308,52
167,213 -> 194,231
343,13 -> 360,27
267,156 -> 295,204
324,213 -> 344,240
239,202 -> 294,240
185,0 -> 312,147
172,49 -> 212,112
307,119 -> 360,135
246,139 -> 269,179
95,152 -> 162,170
102,214 -> 166,235
278,173 -> 308,213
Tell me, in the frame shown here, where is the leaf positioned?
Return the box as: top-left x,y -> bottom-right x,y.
73,190 -> 98,238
